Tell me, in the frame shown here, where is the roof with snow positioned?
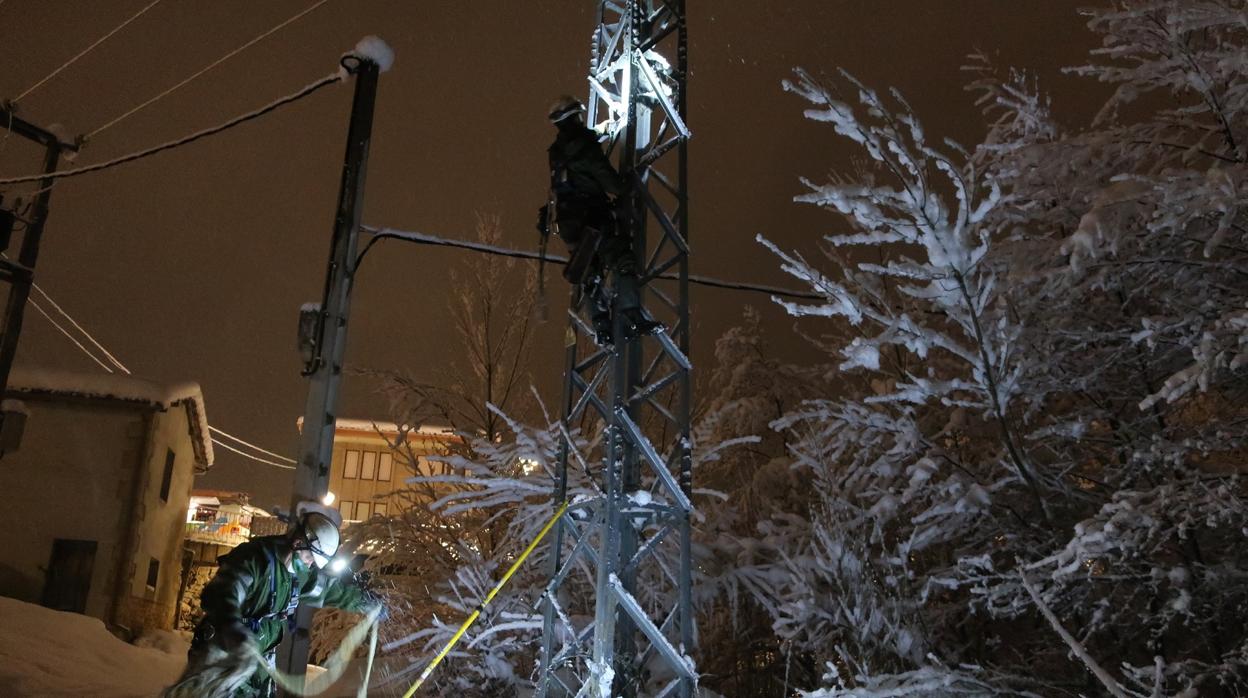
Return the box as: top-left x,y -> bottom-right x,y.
295,415 -> 459,441
7,366 -> 214,472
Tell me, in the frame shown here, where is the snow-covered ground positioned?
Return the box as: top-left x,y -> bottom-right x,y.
0,596 -> 395,697
0,596 -> 187,697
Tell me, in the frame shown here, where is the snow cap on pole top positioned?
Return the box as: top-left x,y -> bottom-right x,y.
346,35 -> 394,72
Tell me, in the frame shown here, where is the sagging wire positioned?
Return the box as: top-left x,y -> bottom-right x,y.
20,268 -> 298,470
0,71 -> 344,186
13,0 -> 165,104
86,0 -> 334,140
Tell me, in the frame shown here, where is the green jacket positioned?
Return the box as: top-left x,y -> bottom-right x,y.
199,535 -> 370,653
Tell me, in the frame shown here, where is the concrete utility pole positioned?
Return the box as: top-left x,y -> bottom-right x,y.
538,2 -> 694,696
276,53 -> 381,685
0,108 -> 79,455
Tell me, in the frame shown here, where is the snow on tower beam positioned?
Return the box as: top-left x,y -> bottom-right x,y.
538,1 -> 692,697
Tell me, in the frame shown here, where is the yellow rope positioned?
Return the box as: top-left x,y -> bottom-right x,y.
402,500 -> 570,698
253,604 -> 382,696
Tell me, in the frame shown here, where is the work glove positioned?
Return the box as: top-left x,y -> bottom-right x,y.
214,619 -> 253,654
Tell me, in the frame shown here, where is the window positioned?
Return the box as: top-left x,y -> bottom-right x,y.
373,503 -> 388,517
344,450 -> 360,479
361,452 -> 377,480
340,500 -> 353,519
378,453 -> 393,482
159,449 -> 175,502
146,557 -> 159,591
356,502 -> 371,520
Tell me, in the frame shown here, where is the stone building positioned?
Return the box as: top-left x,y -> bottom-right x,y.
0,367 -> 212,638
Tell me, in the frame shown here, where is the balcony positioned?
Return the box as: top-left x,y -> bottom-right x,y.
185,509 -> 253,546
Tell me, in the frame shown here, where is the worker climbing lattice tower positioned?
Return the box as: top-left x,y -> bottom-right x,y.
536,1 -> 693,697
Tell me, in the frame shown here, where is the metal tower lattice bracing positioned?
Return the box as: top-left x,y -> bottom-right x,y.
538,1 -> 693,697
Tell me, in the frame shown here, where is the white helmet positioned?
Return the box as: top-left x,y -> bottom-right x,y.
548,95 -> 585,124
294,501 -> 341,568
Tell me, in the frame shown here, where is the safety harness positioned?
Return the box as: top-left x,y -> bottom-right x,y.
245,545 -> 302,633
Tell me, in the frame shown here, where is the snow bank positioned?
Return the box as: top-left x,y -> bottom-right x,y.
133,628 -> 191,656
0,596 -> 185,697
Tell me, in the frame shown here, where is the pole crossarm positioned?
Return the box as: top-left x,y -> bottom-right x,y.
0,108 -> 81,152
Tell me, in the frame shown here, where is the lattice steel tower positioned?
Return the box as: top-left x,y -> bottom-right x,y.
538,1 -> 693,696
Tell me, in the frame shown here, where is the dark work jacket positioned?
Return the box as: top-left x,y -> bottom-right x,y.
198,535 -> 370,654
548,124 -> 624,203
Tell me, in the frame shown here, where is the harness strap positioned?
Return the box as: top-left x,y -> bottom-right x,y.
246,546 -> 301,633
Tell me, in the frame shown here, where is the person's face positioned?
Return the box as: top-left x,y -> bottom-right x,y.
294,539 -> 317,568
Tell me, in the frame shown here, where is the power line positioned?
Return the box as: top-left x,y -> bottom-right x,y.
358,226 -> 826,302
31,282 -> 131,373
87,0 -> 333,139
211,436 -> 296,469
2,251 -> 131,374
0,71 -> 343,186
14,0 -> 165,103
209,425 -> 297,464
24,278 -> 298,470
26,297 -> 116,373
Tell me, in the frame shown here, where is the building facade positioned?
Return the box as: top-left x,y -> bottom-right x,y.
0,367 -> 212,638
321,418 -> 460,521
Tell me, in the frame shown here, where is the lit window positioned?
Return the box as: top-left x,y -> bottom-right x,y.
356,502 -> 371,520
378,453 -> 393,482
344,451 -> 360,479
361,452 -> 377,480
374,503 -> 388,517
340,500 -> 353,519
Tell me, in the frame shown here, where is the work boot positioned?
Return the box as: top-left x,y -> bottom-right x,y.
622,308 -> 663,338
592,314 -> 613,347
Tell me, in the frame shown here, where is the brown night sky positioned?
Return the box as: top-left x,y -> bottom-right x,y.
0,1 -> 1095,507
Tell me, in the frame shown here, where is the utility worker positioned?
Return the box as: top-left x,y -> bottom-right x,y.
537,95 -> 659,345
167,501 -> 381,698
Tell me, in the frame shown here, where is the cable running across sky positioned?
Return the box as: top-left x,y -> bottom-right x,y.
0,71 -> 343,186
19,272 -> 298,469
86,0 -> 334,140
360,226 -> 825,302
13,0 -> 165,103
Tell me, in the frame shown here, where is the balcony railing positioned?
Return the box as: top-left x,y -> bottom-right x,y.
185,510 -> 252,546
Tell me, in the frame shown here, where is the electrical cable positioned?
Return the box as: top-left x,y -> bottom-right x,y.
31,282 -> 131,373
87,0 -> 333,140
211,436 -> 296,469
209,425 -> 297,464
0,71 -> 343,185
358,226 -> 826,302
23,276 -> 298,469
26,296 -> 117,373
13,0 -> 165,103
2,251 -> 132,373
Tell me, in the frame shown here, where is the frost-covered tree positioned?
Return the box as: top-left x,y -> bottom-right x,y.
692,307 -> 829,694
312,212 -> 542,690
756,2 -> 1248,696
